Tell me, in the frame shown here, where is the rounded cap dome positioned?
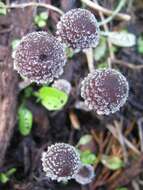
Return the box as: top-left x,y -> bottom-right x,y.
56,8 -> 100,50
14,31 -> 66,84
52,79 -> 72,95
81,69 -> 129,115
75,164 -> 94,185
41,143 -> 81,182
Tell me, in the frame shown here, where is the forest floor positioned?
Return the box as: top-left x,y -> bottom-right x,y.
0,0 -> 143,190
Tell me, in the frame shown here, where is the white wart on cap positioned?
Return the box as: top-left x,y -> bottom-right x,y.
41,143 -> 81,182
14,31 -> 66,84
81,69 -> 129,115
56,8 -> 100,50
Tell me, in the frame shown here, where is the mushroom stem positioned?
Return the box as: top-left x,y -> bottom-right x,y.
83,48 -> 94,73
18,79 -> 32,91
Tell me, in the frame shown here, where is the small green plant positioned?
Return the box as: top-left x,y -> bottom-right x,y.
35,86 -> 68,111
102,31 -> 136,47
65,47 -> 74,59
34,11 -> 48,28
97,62 -> 108,69
101,155 -> 124,170
77,134 -> 92,146
115,187 -> 128,190
11,39 -> 21,50
137,36 -> 143,55
80,150 -> 97,165
94,37 -> 107,61
0,1 -> 7,15
0,168 -> 16,184
18,106 -> 33,136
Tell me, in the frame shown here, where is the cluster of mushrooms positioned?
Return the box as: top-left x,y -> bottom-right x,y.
13,8 -> 129,184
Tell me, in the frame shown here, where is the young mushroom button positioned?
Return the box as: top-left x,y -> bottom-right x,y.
56,8 -> 100,50
52,79 -> 72,95
75,164 -> 95,185
41,143 -> 81,182
14,31 -> 66,84
81,69 -> 129,115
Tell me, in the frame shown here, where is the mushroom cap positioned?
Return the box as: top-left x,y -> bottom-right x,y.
81,69 -> 129,115
41,143 -> 81,182
52,79 -> 72,95
14,31 -> 66,84
75,164 -> 95,185
56,8 -> 100,50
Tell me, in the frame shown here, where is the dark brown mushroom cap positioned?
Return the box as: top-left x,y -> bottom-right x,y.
41,143 -> 81,181
75,164 -> 94,185
56,8 -> 100,50
81,69 -> 129,115
14,32 -> 66,84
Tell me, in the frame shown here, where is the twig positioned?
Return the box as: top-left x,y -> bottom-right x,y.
69,111 -> 80,130
132,180 -> 140,190
107,154 -> 143,189
113,58 -> 143,70
137,118 -> 143,152
98,0 -> 128,26
4,2 -> 64,15
106,124 -> 140,155
114,121 -> 128,164
80,0 -> 131,21
95,0 -> 114,68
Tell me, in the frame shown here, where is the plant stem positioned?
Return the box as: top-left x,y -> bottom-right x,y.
4,2 -> 64,15
81,0 -> 131,21
98,0 -> 127,26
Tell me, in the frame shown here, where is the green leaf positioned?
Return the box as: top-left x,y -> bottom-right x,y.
36,86 -> 68,111
77,135 -> 92,146
37,20 -> 46,28
80,150 -> 97,165
0,168 -> 16,184
6,168 -> 16,176
18,106 -> 33,136
24,87 -> 33,98
11,39 -> 21,50
101,155 -> 124,170
115,188 -> 128,190
39,11 -> 48,20
107,31 -> 136,47
97,62 -> 108,69
34,15 -> 41,24
0,2 -> 7,15
94,37 -> 107,61
137,36 -> 143,54
65,47 -> 74,58
0,173 -> 9,184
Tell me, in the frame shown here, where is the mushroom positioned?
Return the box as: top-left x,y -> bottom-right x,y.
14,31 -> 66,84
41,143 -> 81,182
74,164 -> 95,185
52,79 -> 72,95
81,69 -> 129,115
56,8 -> 100,50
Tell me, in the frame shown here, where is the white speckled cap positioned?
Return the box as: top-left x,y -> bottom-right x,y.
41,143 -> 81,182
56,8 -> 100,50
81,69 -> 129,115
14,31 -> 67,84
